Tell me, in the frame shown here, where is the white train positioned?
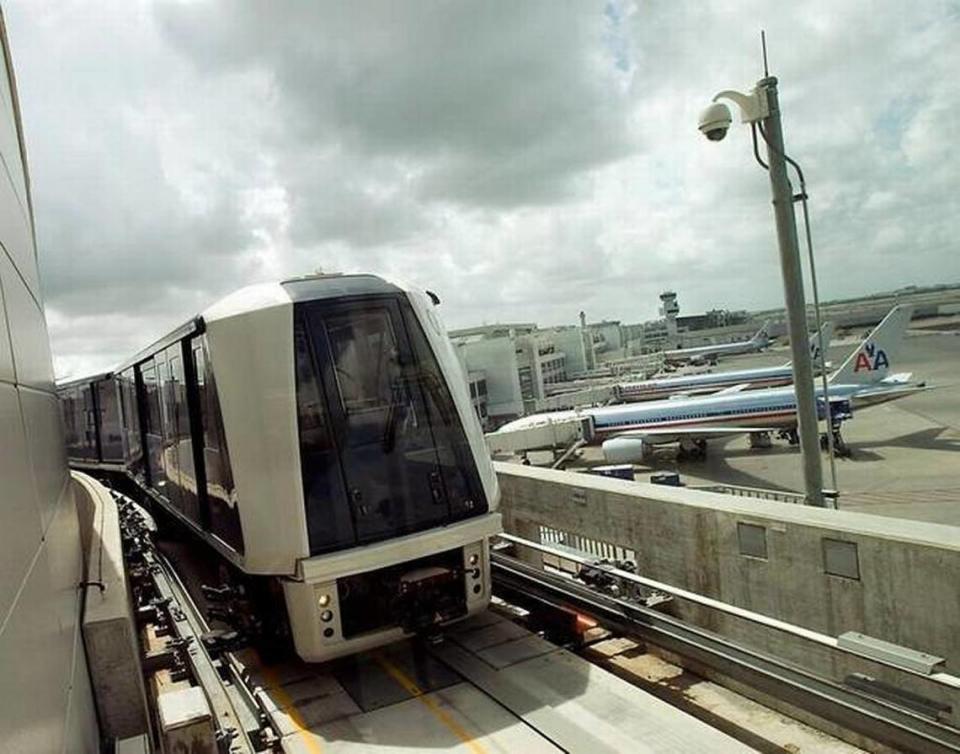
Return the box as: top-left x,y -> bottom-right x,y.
58,274 -> 501,661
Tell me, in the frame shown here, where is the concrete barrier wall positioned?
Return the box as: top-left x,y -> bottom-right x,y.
74,472 -> 150,740
496,462 -> 960,719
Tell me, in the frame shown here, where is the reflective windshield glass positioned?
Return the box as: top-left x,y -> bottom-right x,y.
295,294 -> 486,554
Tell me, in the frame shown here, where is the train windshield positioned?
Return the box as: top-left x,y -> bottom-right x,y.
295,294 -> 486,554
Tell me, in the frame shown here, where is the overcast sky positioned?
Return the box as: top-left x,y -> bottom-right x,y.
5,1 -> 959,377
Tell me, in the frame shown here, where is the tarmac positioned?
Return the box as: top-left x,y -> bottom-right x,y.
580,329 -> 960,525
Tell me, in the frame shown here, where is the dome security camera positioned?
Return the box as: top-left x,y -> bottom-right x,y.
698,102 -> 732,142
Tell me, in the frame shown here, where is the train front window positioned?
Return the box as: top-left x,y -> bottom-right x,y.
327,310 -> 406,419
296,295 -> 486,554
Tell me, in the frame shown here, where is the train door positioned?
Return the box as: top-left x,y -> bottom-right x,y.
307,298 -> 453,544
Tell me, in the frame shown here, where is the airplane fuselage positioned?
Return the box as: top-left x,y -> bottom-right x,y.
500,382 -> 887,443
663,337 -> 766,364
616,364 -> 795,402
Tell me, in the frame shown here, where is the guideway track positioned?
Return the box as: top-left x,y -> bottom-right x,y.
120,497 -> 276,751
491,535 -> 960,754
126,489 -> 954,753
123,501 -> 750,751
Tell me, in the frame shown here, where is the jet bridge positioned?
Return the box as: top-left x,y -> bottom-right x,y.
485,415 -> 594,455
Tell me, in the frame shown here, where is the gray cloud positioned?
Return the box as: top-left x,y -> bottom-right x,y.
4,1 -> 958,378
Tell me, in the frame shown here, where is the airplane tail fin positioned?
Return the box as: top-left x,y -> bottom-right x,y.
828,306 -> 913,386
752,319 -> 772,345
810,320 -> 834,368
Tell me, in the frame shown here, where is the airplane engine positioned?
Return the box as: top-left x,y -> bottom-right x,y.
601,437 -> 649,464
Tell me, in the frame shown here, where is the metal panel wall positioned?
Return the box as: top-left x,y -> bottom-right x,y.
0,10 -> 99,751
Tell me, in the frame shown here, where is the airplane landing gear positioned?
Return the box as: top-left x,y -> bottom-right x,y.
777,428 -> 800,445
749,431 -> 772,449
677,438 -> 708,461
821,429 -> 851,458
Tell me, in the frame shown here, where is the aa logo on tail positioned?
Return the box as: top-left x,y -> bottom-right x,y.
854,342 -> 889,372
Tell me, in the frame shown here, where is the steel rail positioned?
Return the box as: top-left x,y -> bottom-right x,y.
147,547 -> 270,752
491,550 -> 960,754
497,532 -> 960,689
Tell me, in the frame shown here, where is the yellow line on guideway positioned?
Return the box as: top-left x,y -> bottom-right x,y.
257,656 -> 324,754
374,652 -> 488,754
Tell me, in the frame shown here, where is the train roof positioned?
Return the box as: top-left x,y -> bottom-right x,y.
56,371 -> 114,391
104,273 -> 408,375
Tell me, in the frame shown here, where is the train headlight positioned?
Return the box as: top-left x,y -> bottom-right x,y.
468,553 -> 479,567
317,594 -> 331,608
320,610 -> 334,623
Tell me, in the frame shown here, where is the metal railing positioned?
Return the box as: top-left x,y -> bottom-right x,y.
692,482 -> 807,505
538,524 -> 636,568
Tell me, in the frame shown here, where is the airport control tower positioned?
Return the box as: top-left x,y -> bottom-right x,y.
660,291 -> 679,344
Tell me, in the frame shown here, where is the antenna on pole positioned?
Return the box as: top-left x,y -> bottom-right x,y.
761,30 -> 769,76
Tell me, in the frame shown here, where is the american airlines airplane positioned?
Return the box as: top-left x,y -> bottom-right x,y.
497,306 -> 921,461
616,321 -> 834,402
663,319 -> 772,365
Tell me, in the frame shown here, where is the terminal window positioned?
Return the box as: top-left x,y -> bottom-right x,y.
823,538 -> 860,580
737,522 -> 767,560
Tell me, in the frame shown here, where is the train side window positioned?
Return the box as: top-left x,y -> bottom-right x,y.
96,379 -> 124,461
79,385 -> 99,460
160,350 -> 184,512
141,359 -> 167,493
193,337 -> 243,553
61,387 -> 81,459
119,367 -> 144,477
168,345 -> 201,523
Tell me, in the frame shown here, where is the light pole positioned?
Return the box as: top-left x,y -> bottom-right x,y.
698,77 -> 826,507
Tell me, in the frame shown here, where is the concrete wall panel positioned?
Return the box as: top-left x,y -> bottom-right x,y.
20,385 -> 68,534
0,178 -> 35,295
0,14 -> 99,749
496,463 -> 960,673
0,383 -> 43,623
0,266 -> 13,382
1,251 -> 53,390
0,542 -> 76,753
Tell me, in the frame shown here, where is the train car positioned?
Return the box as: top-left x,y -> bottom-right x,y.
58,273 -> 501,661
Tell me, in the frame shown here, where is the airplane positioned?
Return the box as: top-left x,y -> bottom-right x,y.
616,321 -> 834,402
496,306 -> 923,462
662,319 -> 772,365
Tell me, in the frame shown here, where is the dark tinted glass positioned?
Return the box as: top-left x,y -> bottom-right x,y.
96,379 -> 123,461
398,304 -> 486,522
293,321 -> 353,552
119,368 -> 144,477
160,350 -> 183,512
295,294 -> 486,554
60,387 -> 80,459
193,337 -> 242,552
169,346 -> 202,524
78,386 -> 99,460
142,359 -> 166,492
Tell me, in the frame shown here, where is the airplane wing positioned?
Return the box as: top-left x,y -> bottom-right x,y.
849,383 -> 932,409
616,426 -> 781,445
710,383 -> 751,396
880,372 -> 913,384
